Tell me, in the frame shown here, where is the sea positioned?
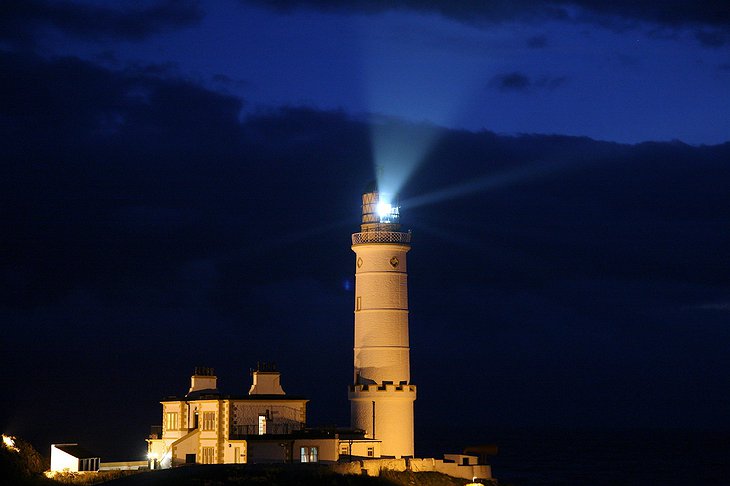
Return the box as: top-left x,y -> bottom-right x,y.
419,428 -> 730,486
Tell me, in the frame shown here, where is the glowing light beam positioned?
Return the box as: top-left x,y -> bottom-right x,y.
401,160 -> 559,210
371,117 -> 443,197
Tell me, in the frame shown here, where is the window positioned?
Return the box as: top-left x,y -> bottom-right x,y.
201,447 -> 214,464
258,415 -> 267,435
340,444 -> 348,455
165,412 -> 178,431
356,296 -> 362,311
367,447 -> 374,457
202,412 -> 216,431
300,446 -> 319,463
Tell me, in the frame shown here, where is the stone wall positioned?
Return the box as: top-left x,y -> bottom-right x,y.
331,457 -> 492,480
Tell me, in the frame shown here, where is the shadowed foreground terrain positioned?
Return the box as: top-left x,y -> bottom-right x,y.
101,464 -> 479,486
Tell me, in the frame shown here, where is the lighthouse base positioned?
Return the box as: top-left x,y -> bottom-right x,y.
349,383 -> 416,458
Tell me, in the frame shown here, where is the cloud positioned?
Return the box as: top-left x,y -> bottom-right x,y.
0,0 -> 203,48
694,29 -> 730,47
3,50 -> 730,457
489,71 -> 566,92
244,0 -> 565,24
491,72 -> 531,91
243,1 -> 730,46
691,303 -> 730,311
526,34 -> 548,48
3,49 -> 729,316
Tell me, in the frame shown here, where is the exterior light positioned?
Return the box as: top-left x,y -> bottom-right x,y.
2,434 -> 18,452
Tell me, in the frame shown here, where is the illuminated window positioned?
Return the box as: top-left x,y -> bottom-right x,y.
300,446 -> 318,463
165,412 -> 178,431
367,447 -> 374,457
201,447 -> 214,464
258,415 -> 267,435
202,412 -> 216,431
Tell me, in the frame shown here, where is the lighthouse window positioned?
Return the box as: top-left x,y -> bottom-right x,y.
356,296 -> 361,311
367,447 -> 374,457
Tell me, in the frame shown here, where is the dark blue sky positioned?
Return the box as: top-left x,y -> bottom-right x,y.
1,0 -> 729,461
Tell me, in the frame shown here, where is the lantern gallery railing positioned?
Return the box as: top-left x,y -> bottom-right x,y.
351,231 -> 411,245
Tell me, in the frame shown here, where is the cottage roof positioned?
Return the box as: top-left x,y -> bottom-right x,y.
54,444 -> 99,459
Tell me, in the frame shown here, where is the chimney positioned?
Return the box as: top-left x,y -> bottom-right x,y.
188,367 -> 217,394
249,362 -> 285,395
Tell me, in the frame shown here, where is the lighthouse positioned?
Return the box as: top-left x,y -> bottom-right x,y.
349,181 -> 416,458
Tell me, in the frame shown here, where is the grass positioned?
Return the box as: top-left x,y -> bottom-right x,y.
93,463 -> 497,485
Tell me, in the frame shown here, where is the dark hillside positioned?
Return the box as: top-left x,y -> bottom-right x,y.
101,464 -> 479,486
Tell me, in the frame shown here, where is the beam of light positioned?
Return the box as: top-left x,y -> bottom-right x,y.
359,12 -> 496,197
401,160 -> 559,210
370,116 -> 443,197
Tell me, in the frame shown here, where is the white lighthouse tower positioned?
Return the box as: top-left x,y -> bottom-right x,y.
349,181 -> 416,458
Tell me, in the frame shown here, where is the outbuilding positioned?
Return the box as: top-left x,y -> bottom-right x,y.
50,443 -> 100,472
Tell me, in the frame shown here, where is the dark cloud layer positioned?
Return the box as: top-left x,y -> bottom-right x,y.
2,51 -> 729,460
526,34 -> 548,48
0,0 -> 203,48
490,71 -> 566,91
245,0 -> 730,45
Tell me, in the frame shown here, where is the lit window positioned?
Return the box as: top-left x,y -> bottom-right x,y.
165,412 -> 178,431
258,415 -> 267,435
202,412 -> 216,431
300,446 -> 319,463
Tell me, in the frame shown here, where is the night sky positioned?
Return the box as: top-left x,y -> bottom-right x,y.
1,0 -> 730,462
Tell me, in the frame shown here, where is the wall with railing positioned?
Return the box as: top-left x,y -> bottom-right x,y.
229,422 -> 303,439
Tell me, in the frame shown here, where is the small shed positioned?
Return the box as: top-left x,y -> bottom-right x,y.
51,443 -> 100,472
